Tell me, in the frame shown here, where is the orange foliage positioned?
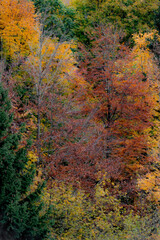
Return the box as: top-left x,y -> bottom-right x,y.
76,26 -> 159,190
0,0 -> 37,58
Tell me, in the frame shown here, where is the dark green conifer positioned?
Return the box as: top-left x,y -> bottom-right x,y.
0,84 -> 53,240
33,0 -> 76,40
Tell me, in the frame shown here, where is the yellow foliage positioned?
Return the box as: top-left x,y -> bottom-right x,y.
25,36 -> 77,94
132,31 -> 160,76
133,31 -> 160,205
0,0 -> 38,58
25,151 -> 43,193
133,31 -> 160,49
43,181 -> 155,240
28,150 -> 38,165
138,169 -> 160,204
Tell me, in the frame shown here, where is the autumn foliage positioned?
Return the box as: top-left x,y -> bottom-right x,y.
46,26 -> 159,194
0,0 -> 37,58
0,0 -> 160,239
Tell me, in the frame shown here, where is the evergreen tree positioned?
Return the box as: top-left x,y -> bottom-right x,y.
0,84 -> 53,240
33,0 -> 76,40
154,6 -> 160,33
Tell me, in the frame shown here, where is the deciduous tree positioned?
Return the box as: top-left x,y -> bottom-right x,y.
78,26 -> 159,192
0,0 -> 37,59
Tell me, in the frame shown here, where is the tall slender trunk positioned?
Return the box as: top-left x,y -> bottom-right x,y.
37,34 -> 43,163
37,86 -> 41,162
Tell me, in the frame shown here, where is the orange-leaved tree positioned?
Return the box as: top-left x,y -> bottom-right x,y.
78,26 -> 159,194
0,0 -> 37,59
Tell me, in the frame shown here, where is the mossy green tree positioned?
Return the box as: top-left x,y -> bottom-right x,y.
72,0 -> 160,44
33,0 -> 76,40
0,83 -> 53,240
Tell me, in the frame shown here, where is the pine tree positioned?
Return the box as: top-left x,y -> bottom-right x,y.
33,0 -> 76,40
0,83 -> 53,240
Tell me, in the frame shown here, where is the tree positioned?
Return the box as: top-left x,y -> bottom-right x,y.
33,0 -> 76,40
47,181 -> 160,240
78,26 -> 158,193
154,6 -> 160,33
23,20 -> 76,162
0,0 -> 37,59
0,83 -> 53,240
72,0 -> 160,43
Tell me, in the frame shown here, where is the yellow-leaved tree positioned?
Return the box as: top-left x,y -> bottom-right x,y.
133,32 -> 160,205
16,22 -> 78,162
0,0 -> 38,58
41,180 -> 158,240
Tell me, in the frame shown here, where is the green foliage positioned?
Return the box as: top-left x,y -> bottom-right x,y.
0,84 -> 53,239
73,0 -> 160,43
154,6 -> 160,33
71,0 -> 97,44
101,0 -> 160,39
33,0 -> 76,40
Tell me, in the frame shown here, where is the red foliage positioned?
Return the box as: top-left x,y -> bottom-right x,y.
3,27 -> 157,197
69,26 -> 157,192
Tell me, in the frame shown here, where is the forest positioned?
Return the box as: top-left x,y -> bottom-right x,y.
0,0 -> 160,239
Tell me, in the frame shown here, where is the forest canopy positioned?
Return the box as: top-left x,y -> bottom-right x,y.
0,0 -> 160,239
